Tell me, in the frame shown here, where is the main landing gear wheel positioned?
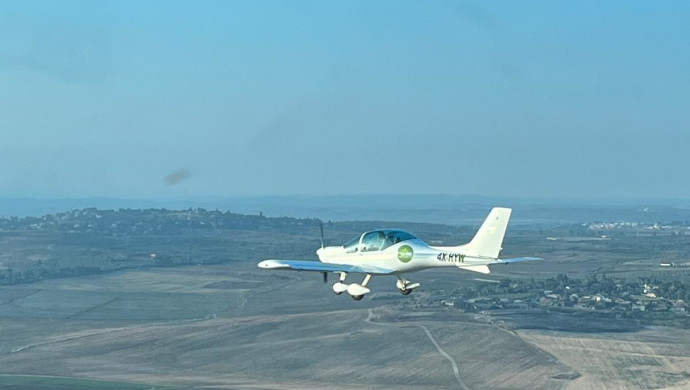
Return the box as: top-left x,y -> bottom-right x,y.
396,278 -> 420,295
333,275 -> 349,295
345,274 -> 372,301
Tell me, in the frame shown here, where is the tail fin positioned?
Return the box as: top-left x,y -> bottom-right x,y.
461,207 -> 512,258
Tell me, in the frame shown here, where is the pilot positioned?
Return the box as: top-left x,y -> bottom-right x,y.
379,231 -> 397,250
376,231 -> 386,249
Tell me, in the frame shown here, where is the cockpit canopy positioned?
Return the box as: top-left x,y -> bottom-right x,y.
343,230 -> 417,253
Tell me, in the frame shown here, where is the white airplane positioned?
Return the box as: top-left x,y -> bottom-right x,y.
258,207 -> 540,300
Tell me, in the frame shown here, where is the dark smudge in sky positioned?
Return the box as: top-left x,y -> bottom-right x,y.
164,169 -> 191,186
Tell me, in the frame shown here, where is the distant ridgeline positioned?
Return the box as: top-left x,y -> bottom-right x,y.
0,208 -> 323,235
0,208 -> 472,286
0,208 -> 327,286
4,196 -> 690,225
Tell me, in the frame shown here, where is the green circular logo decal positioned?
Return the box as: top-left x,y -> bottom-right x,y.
397,245 -> 414,263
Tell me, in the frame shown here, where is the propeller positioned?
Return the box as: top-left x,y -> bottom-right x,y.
320,221 -> 326,283
319,220 -> 325,249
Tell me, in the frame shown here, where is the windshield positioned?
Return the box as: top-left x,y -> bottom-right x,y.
343,236 -> 360,253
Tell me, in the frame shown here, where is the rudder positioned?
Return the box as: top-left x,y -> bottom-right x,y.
461,207 -> 512,258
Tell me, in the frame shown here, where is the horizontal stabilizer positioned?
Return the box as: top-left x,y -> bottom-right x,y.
499,257 -> 542,263
458,264 -> 491,274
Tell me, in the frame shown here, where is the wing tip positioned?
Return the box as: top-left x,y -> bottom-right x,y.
258,259 -> 289,269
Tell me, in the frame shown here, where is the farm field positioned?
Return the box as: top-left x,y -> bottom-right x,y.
520,328 -> 690,390
1,261 -> 688,389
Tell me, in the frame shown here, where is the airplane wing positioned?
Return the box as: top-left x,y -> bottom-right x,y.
258,259 -> 395,275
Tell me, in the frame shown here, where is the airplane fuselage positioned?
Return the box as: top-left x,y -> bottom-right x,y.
317,239 -> 497,274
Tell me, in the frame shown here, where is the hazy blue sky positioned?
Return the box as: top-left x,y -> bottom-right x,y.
1,1 -> 688,199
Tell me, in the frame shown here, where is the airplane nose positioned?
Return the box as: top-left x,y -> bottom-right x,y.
316,248 -> 323,257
